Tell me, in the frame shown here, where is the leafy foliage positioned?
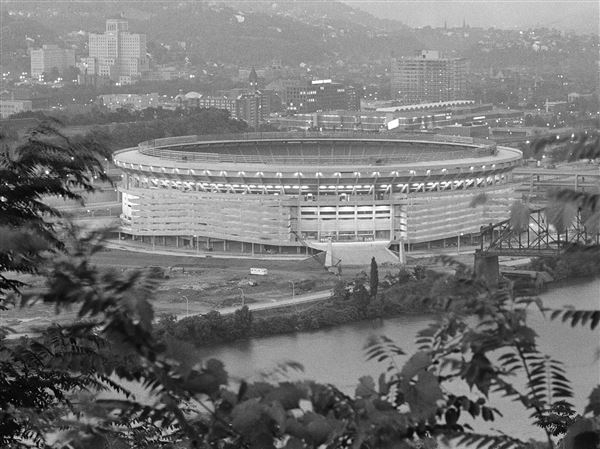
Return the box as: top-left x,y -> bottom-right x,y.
0,122 -> 111,294
530,129 -> 600,162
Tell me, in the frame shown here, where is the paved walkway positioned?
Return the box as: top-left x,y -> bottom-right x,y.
405,245 -> 479,258
105,241 -> 311,261
309,241 -> 401,266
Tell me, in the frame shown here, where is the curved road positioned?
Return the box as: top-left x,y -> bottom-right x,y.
176,289 -> 333,320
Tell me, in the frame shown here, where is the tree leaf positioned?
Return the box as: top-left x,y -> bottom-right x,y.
404,370 -> 443,421
284,437 -> 305,449
355,375 -> 376,399
265,383 -> 304,410
305,415 -> 333,446
584,386 -> 600,416
401,351 -> 431,381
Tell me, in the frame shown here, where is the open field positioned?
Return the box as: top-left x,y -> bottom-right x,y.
92,249 -> 342,315
1,248 -> 372,334
1,246 -> 487,336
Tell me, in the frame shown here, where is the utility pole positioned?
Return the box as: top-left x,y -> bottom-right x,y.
457,232 -> 464,255
182,295 -> 189,317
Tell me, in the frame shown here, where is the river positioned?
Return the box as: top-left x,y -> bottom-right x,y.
197,278 -> 600,440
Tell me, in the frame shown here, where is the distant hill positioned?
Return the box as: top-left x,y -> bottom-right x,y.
137,3 -> 423,65
218,0 -> 408,31
0,1 -> 424,67
348,0 -> 600,34
1,0 -> 594,80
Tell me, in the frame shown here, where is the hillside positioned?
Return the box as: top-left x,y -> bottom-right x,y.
219,0 -> 408,31
1,0 -> 595,80
0,0 -> 424,67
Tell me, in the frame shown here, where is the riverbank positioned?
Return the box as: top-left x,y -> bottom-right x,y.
155,251 -> 600,349
524,246 -> 600,280
154,265 -> 476,347
193,278 -> 600,442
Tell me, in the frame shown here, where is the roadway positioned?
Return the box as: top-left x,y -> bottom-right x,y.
176,288 -> 333,320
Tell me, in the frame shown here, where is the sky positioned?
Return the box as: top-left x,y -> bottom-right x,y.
343,0 -> 600,32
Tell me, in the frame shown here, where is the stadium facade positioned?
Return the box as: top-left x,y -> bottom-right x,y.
113,132 -> 522,256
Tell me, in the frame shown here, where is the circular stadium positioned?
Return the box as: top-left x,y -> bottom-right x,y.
113,132 -> 522,261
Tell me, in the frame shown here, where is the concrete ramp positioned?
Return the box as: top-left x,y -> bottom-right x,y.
308,241 -> 401,267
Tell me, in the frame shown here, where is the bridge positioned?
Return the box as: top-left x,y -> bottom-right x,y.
478,208 -> 600,257
475,207 -> 600,286
512,167 -> 600,202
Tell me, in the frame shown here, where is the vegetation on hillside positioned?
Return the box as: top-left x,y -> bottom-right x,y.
86,108 -> 249,150
8,108 -> 249,150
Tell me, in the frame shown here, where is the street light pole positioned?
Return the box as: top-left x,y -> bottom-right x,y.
182,295 -> 189,317
238,288 -> 245,307
457,232 -> 464,255
289,281 -> 295,300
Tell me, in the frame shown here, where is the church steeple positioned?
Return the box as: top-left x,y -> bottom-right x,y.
249,67 -> 258,92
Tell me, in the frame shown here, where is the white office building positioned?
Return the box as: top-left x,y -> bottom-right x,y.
85,18 -> 148,85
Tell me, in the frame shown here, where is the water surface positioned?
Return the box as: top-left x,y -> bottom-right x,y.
199,279 -> 600,439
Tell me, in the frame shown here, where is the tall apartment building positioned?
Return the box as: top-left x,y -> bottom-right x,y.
30,45 -> 75,79
235,92 -> 271,129
391,50 -> 468,104
83,18 -> 148,85
345,85 -> 362,111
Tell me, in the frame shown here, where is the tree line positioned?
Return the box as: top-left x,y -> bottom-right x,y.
7,107 -> 249,150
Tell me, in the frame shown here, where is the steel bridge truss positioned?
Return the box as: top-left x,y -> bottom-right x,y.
479,208 -> 600,257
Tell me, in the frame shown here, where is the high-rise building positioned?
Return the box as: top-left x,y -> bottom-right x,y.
235,92 -> 271,129
30,45 -> 75,79
391,50 -> 468,104
345,85 -> 362,111
84,18 -> 148,85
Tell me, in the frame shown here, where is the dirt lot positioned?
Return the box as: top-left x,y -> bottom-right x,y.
91,249 -> 345,317
1,248 -> 472,335
1,249 -> 369,334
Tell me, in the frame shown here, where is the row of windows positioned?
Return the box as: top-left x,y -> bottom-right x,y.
317,210 -> 390,215
126,174 -> 508,195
